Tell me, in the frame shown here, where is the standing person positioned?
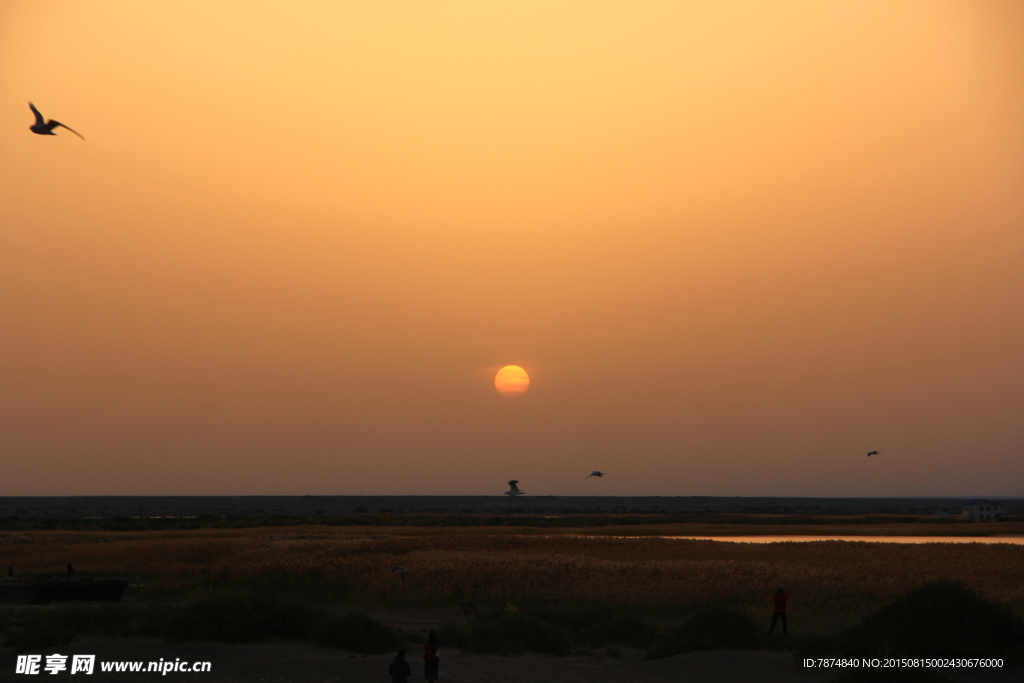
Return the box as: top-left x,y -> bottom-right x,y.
423,631 -> 440,682
388,649 -> 411,683
66,562 -> 75,579
770,585 -> 788,635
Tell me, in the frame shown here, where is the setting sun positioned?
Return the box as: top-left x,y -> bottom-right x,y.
1,0 -> 1020,499
495,365 -> 530,397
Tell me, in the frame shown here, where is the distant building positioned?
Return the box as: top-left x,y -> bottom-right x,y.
961,501 -> 1007,521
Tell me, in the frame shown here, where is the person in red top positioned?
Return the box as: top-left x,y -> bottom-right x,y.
770,586 -> 788,634
423,631 -> 440,682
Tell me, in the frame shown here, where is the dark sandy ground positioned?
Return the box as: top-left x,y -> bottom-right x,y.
2,637 -> 1018,683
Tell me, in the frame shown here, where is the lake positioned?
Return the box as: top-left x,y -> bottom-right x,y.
665,535 -> 1024,544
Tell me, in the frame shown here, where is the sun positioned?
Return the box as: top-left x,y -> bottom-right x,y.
494,365 -> 530,397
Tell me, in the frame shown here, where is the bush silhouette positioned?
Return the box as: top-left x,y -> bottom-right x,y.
308,612 -> 404,653
464,613 -> 573,656
439,606 -> 658,655
646,607 -> 760,659
4,605 -> 138,651
164,596 -> 312,643
577,614 -> 657,648
3,596 -> 404,654
827,581 -> 1024,662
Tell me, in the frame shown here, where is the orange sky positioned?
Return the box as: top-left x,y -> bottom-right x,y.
1,1 -> 1022,496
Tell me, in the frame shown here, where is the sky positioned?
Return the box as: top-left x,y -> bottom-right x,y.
1,1 -> 1022,497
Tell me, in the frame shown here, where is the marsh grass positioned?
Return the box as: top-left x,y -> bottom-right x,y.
1,527 -> 1021,632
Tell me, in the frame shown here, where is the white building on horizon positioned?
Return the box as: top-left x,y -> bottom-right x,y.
960,500 -> 1007,521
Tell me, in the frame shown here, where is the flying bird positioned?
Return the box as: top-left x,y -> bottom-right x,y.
867,451 -> 879,457
586,471 -> 606,479
505,480 -> 525,496
28,102 -> 85,140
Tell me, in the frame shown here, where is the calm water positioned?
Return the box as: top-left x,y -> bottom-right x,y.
664,535 -> 1024,544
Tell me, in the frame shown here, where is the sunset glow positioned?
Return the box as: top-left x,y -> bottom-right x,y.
0,1 -> 1021,496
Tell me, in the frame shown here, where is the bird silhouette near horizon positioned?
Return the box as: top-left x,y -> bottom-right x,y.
505,480 -> 525,496
586,471 -> 606,479
867,451 -> 879,457
29,102 -> 84,140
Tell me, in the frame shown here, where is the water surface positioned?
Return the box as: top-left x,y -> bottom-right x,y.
665,535 -> 1024,544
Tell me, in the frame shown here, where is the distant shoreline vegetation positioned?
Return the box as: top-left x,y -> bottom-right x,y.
0,512 -> 1021,532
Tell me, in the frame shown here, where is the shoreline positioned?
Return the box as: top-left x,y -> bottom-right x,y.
1,495 -> 1021,519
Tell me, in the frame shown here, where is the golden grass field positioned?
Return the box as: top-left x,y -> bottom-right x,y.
3,523 -> 1022,632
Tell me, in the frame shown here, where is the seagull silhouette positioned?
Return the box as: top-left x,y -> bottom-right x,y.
505,480 -> 525,496
867,451 -> 879,457
29,103 -> 84,140
586,471 -> 606,479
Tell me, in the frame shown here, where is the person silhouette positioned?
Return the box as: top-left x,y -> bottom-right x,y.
770,585 -> 788,635
6,565 -> 12,577
388,649 -> 411,683
67,562 -> 75,579
423,631 -> 440,682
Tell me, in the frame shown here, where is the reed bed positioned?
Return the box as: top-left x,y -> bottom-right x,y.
2,527 -> 1021,630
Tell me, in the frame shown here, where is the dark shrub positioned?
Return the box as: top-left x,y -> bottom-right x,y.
308,613 -> 404,654
436,622 -> 469,649
164,596 -> 313,643
445,606 -> 657,654
456,612 -> 572,656
5,615 -> 78,651
531,605 -> 657,648
826,581 -> 1024,663
538,605 -> 616,633
577,614 -> 658,648
646,607 -> 760,659
4,605 -> 137,652
3,597 -> 404,655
